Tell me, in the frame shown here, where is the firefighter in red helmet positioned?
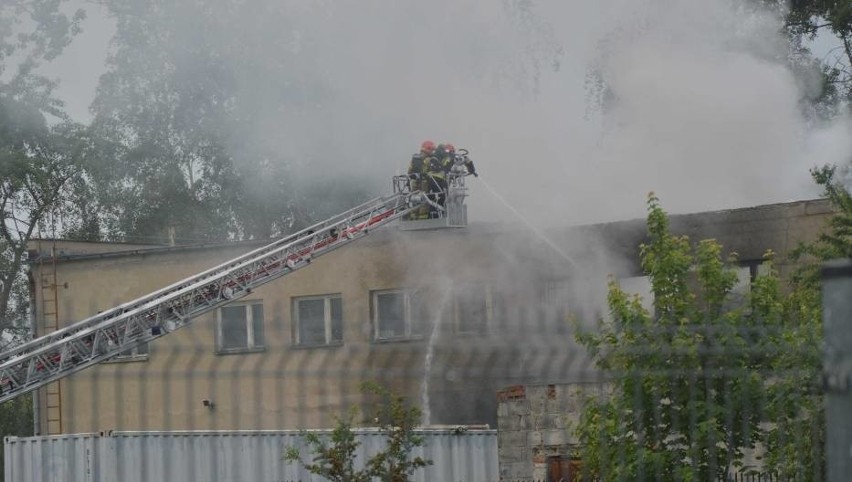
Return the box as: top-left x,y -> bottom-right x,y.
441,143 -> 477,177
442,143 -> 456,172
447,142 -> 477,177
407,140 -> 437,219
425,144 -> 451,217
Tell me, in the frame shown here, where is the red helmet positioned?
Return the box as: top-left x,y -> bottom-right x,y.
420,140 -> 435,154
445,143 -> 455,153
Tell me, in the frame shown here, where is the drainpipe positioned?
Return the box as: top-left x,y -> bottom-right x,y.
27,266 -> 40,436
822,259 -> 852,482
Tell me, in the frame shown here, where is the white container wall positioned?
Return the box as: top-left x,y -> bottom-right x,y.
5,429 -> 498,482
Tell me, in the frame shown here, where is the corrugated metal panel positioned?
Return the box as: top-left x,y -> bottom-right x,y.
5,429 -> 498,482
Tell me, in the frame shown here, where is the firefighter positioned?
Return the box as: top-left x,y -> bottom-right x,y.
445,143 -> 477,177
408,140 -> 435,220
426,144 -> 450,217
441,143 -> 457,173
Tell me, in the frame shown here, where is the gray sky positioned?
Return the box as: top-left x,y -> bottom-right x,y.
35,0 -> 852,227
36,1 -> 113,123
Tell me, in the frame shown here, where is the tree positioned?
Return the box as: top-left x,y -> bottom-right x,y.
0,0 -> 88,344
284,382 -> 432,482
574,194 -> 823,481
0,2 -> 83,464
284,407 -> 369,482
0,393 -> 33,474
360,382 -> 432,482
1,0 -> 85,117
797,164 -> 852,262
88,0 -> 342,244
766,0 -> 852,109
0,104 -> 86,341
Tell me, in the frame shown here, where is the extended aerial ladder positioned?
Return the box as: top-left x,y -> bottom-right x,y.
0,158 -> 474,404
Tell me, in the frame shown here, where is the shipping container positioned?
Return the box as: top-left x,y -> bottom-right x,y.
5,428 -> 498,482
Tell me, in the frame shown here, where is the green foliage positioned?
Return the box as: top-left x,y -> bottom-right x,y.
0,0 -> 93,350
0,0 -> 85,119
801,165 -> 852,260
360,381 -> 432,482
86,0 -> 334,243
788,164 -> 852,298
284,407 -> 368,482
0,393 -> 33,475
0,98 -> 90,343
761,0 -> 852,110
575,194 -> 823,481
0,1 -> 84,64
284,382 -> 432,482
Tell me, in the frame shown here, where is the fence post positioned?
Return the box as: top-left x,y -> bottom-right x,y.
822,260 -> 852,482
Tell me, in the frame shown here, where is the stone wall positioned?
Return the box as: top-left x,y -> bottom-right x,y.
496,382 -> 610,481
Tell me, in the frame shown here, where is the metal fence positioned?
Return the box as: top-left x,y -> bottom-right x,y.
5,430 -> 498,482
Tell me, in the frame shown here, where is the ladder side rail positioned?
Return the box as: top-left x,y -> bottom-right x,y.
1,193 -> 403,361
0,194 -> 419,403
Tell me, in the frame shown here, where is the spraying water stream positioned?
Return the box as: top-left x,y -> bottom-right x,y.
477,176 -> 580,269
419,285 -> 452,426
419,178 -> 580,425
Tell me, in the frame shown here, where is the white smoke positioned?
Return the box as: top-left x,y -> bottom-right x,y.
465,0 -> 844,226
43,0 -> 850,226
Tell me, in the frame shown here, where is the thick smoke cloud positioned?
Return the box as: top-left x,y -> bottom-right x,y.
45,0 -> 851,226
230,0 -> 849,225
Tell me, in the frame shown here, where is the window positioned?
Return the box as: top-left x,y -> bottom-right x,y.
541,279 -> 571,305
292,295 -> 343,347
618,275 -> 654,314
489,289 -> 510,332
216,302 -> 265,354
538,279 -> 574,332
731,265 -> 752,298
733,260 -> 771,292
726,260 -> 771,310
372,289 -> 427,341
454,285 -> 488,334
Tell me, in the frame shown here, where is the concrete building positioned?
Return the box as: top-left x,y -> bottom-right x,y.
26,199 -> 833,436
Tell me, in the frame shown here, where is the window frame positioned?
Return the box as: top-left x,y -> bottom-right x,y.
215,301 -> 266,355
291,294 -> 344,348
617,275 -> 655,315
452,284 -> 490,335
371,289 -> 426,342
726,260 -> 771,312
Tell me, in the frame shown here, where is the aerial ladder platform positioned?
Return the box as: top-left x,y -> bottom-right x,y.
0,158 -> 474,404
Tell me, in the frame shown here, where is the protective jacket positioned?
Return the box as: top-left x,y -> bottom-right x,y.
426,155 -> 446,179
408,153 -> 434,178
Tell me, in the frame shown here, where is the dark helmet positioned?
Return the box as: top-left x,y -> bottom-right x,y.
434,144 -> 447,158
445,143 -> 456,154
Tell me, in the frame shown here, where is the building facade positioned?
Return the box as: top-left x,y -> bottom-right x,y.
26,199 -> 833,436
